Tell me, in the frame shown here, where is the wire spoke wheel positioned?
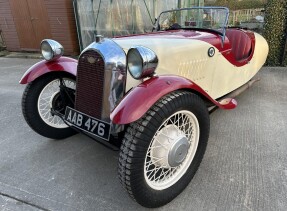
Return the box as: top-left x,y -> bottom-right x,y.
22,73 -> 77,139
37,78 -> 75,128
118,91 -> 210,208
144,110 -> 199,190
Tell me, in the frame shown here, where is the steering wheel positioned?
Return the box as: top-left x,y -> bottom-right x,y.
168,23 -> 181,30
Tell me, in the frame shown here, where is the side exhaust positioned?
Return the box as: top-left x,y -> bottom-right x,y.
209,78 -> 260,113
222,78 -> 260,99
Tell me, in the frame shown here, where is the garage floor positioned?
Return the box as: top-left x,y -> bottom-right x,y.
0,57 -> 286,211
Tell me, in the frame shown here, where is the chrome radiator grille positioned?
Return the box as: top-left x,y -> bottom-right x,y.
75,50 -> 105,119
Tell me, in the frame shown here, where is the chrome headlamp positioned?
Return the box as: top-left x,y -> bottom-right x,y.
127,46 -> 158,80
40,39 -> 64,61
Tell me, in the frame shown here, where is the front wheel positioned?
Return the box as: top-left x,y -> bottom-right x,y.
118,91 -> 210,208
22,73 -> 77,139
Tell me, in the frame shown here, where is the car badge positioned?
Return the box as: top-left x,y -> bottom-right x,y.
208,47 -> 215,57
87,57 -> 96,64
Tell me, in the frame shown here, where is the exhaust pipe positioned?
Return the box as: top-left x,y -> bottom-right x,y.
223,78 -> 260,99
209,78 -> 260,113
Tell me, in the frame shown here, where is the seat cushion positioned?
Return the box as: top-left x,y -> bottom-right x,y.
225,29 -> 252,61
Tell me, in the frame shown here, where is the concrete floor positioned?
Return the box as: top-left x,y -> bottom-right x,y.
0,57 -> 286,211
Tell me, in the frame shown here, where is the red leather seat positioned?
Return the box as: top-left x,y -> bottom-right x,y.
225,29 -> 252,61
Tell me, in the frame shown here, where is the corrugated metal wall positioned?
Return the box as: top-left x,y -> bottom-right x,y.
0,0 -> 79,55
0,0 -> 20,51
44,0 -> 79,55
9,0 -> 52,50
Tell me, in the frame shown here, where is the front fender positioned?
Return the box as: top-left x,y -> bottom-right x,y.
19,57 -> 78,84
110,75 -> 237,125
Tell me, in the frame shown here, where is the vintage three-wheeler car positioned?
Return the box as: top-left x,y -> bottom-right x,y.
20,7 -> 268,208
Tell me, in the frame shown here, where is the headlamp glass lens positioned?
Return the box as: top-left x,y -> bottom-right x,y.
128,49 -> 143,79
41,42 -> 53,60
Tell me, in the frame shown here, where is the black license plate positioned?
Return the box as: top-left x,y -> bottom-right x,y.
64,107 -> 111,141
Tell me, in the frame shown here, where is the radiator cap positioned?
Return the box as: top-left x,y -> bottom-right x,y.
95,35 -> 104,43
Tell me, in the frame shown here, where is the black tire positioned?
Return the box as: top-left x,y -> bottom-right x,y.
118,91 -> 210,208
22,72 -> 77,139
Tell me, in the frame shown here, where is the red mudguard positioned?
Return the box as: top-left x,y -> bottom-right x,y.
19,57 -> 78,84
110,75 -> 237,125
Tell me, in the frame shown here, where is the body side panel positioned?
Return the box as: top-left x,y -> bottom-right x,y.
115,29 -> 256,67
211,33 -> 268,98
114,32 -> 268,99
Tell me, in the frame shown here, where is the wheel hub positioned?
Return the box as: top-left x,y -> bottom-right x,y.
168,136 -> 189,167
38,78 -> 76,129
51,92 -> 66,114
150,125 -> 189,168
144,110 -> 200,190
49,91 -> 60,109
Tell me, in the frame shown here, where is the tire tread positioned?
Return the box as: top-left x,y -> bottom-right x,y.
118,91 -> 210,207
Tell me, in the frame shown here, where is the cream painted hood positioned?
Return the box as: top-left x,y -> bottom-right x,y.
113,36 -> 217,95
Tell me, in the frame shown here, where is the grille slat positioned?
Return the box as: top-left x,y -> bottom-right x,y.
75,50 -> 105,118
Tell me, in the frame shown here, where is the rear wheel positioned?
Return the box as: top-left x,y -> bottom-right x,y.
22,73 -> 77,139
118,91 -> 210,208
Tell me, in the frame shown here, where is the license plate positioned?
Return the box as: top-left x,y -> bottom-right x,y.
64,107 -> 111,141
